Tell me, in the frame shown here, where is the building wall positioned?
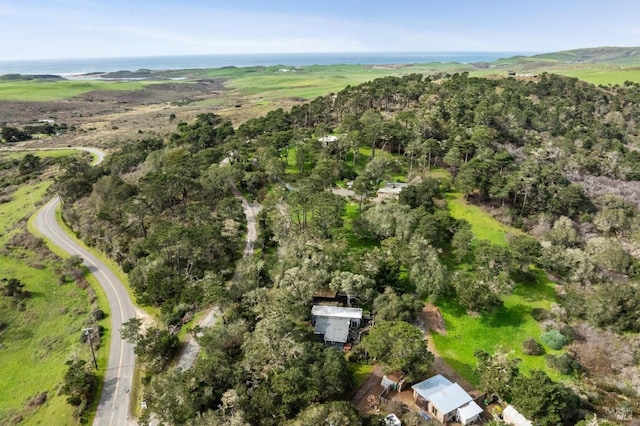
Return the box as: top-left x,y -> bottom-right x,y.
427,402 -> 446,423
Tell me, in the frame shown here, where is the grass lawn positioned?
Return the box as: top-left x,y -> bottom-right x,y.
284,145 -> 300,177
342,202 -> 378,252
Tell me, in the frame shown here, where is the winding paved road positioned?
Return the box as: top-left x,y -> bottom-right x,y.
33,148 -> 136,426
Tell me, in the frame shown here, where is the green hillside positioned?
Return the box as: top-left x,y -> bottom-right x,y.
533,46 -> 640,64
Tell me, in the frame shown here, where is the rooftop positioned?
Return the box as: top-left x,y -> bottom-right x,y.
311,305 -> 362,319
318,135 -> 339,143
458,401 -> 483,422
429,383 -> 473,415
503,405 -> 533,426
412,374 -> 453,400
314,317 -> 349,343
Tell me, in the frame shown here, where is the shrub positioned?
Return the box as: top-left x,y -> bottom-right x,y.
560,324 -> 578,342
522,337 -> 545,355
540,329 -> 568,350
531,308 -> 550,321
545,353 -> 583,375
92,308 -> 105,321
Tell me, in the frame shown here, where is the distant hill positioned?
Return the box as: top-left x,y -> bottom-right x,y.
0,73 -> 66,81
533,46 -> 640,64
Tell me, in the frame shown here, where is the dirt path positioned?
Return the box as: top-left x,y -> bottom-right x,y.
177,307 -> 221,371
351,365 -> 384,416
174,181 -> 261,371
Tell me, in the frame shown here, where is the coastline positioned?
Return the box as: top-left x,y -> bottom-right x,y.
0,51 -> 533,76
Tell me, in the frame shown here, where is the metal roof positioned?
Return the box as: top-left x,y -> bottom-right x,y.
311,305 -> 362,319
458,401 -> 483,422
313,317 -> 349,343
428,383 -> 473,415
412,374 -> 453,400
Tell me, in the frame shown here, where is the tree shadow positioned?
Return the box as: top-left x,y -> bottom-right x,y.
481,303 -> 529,328
438,356 -> 477,385
511,269 -> 558,303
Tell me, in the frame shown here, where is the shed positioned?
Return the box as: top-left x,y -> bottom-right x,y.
381,371 -> 405,391
319,135 -> 339,147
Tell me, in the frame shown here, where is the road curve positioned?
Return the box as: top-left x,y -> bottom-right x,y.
33,149 -> 136,426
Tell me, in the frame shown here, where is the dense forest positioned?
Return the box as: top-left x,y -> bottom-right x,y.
56,72 -> 640,425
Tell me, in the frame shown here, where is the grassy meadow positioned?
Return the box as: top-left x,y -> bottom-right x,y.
0,80 -> 149,101
0,151 -> 109,425
436,190 -> 560,384
446,192 -> 523,245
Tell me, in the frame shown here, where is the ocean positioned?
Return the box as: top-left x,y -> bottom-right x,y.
0,52 -> 533,76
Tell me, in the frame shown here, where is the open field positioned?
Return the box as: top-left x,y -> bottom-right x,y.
433,192 -> 561,385
552,67 -> 640,86
0,257 -> 107,425
0,80 -> 148,102
0,149 -> 86,161
446,192 -> 523,246
432,274 -> 560,386
220,63 -> 464,101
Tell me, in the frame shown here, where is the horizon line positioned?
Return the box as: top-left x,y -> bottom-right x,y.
0,50 -> 543,62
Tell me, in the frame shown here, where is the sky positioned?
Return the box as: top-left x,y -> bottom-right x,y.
2,0 -> 640,60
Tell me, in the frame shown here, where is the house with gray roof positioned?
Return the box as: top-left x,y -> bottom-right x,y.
412,374 -> 483,425
311,305 -> 362,346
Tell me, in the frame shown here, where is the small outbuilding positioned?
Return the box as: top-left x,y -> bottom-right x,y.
381,371 -> 406,391
318,135 -> 339,147
411,374 -> 482,425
